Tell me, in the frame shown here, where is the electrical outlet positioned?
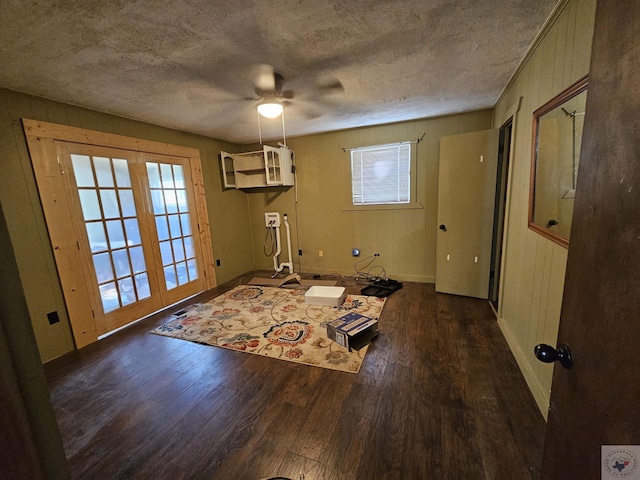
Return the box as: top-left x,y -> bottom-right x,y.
352,248 -> 360,257
216,259 -> 221,266
298,249 -> 303,256
318,249 -> 324,257
47,311 -> 60,325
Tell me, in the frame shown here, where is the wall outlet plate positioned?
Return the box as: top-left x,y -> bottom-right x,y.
265,212 -> 280,228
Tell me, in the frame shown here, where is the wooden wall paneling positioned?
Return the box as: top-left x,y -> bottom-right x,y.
250,111 -> 493,282
27,96 -> 49,123
1,95 -> 77,360
44,98 -> 73,127
572,0 -> 596,79
0,203 -> 71,479
493,0 -> 596,416
535,242 -> 555,352
561,0 -> 578,87
529,240 -> 551,384
551,3 -> 570,93
527,239 -> 548,353
535,36 -> 553,113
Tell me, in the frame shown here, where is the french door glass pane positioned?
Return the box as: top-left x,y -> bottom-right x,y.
147,163 -> 161,189
146,161 -> 198,290
124,219 -> 141,245
156,216 -> 169,240
71,155 -> 94,187
168,215 -> 181,237
78,190 -> 101,220
135,273 -> 150,298
113,158 -> 131,187
86,222 -> 107,252
106,220 -> 126,249
165,190 -> 178,213
71,154 -> 152,313
119,190 -> 136,217
94,157 -> 114,187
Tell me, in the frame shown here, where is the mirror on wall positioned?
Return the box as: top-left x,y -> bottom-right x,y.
529,75 -> 588,248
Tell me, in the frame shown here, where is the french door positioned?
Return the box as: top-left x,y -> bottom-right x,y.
24,120 -> 215,348
55,142 -> 206,335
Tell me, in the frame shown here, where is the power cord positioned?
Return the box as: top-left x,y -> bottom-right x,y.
263,221 -> 277,256
352,253 -> 387,283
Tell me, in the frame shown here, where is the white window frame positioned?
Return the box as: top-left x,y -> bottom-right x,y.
350,142 -> 412,206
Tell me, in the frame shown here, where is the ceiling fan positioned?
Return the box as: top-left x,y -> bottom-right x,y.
249,64 -> 343,118
253,68 -> 292,118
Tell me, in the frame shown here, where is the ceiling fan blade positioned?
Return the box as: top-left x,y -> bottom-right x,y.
273,72 -> 285,93
316,78 -> 345,93
252,64 -> 276,93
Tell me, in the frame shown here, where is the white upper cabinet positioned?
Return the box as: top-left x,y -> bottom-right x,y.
220,146 -> 294,189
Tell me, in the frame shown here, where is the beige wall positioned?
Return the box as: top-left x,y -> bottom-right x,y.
493,0 -> 596,417
245,111 -> 493,282
0,89 -> 491,364
0,3 -> 596,417
0,89 -> 253,362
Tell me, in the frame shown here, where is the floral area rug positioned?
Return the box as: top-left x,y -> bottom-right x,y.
151,285 -> 386,373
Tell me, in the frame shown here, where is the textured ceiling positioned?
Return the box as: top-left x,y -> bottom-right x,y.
0,0 -> 557,144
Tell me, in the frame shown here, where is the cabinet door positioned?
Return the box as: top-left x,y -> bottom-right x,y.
263,145 -> 282,185
220,151 -> 237,188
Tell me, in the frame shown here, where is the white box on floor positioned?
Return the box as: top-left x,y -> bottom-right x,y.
304,286 -> 346,307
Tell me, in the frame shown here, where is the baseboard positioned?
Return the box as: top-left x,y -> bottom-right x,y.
253,263 -> 434,284
497,316 -> 550,421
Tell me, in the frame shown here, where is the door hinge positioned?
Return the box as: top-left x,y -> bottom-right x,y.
91,310 -> 95,319
76,241 -> 80,250
56,154 -> 64,174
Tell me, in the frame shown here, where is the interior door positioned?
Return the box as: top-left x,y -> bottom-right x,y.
436,129 -> 499,298
539,2 -> 640,477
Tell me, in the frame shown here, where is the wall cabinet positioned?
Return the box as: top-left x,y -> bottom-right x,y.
220,145 -> 294,189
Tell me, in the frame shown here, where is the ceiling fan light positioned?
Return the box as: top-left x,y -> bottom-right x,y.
257,102 -> 283,118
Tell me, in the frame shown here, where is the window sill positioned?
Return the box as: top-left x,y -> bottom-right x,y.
342,202 -> 424,212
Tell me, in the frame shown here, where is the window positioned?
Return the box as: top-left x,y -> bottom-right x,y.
351,142 -> 411,205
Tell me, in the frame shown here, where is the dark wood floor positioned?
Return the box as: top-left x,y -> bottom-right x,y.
45,271 -> 546,480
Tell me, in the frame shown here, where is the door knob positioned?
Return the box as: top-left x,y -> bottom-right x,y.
439,224 -> 447,232
534,343 -> 573,369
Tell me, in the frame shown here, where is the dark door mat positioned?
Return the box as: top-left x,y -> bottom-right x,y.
361,280 -> 403,297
